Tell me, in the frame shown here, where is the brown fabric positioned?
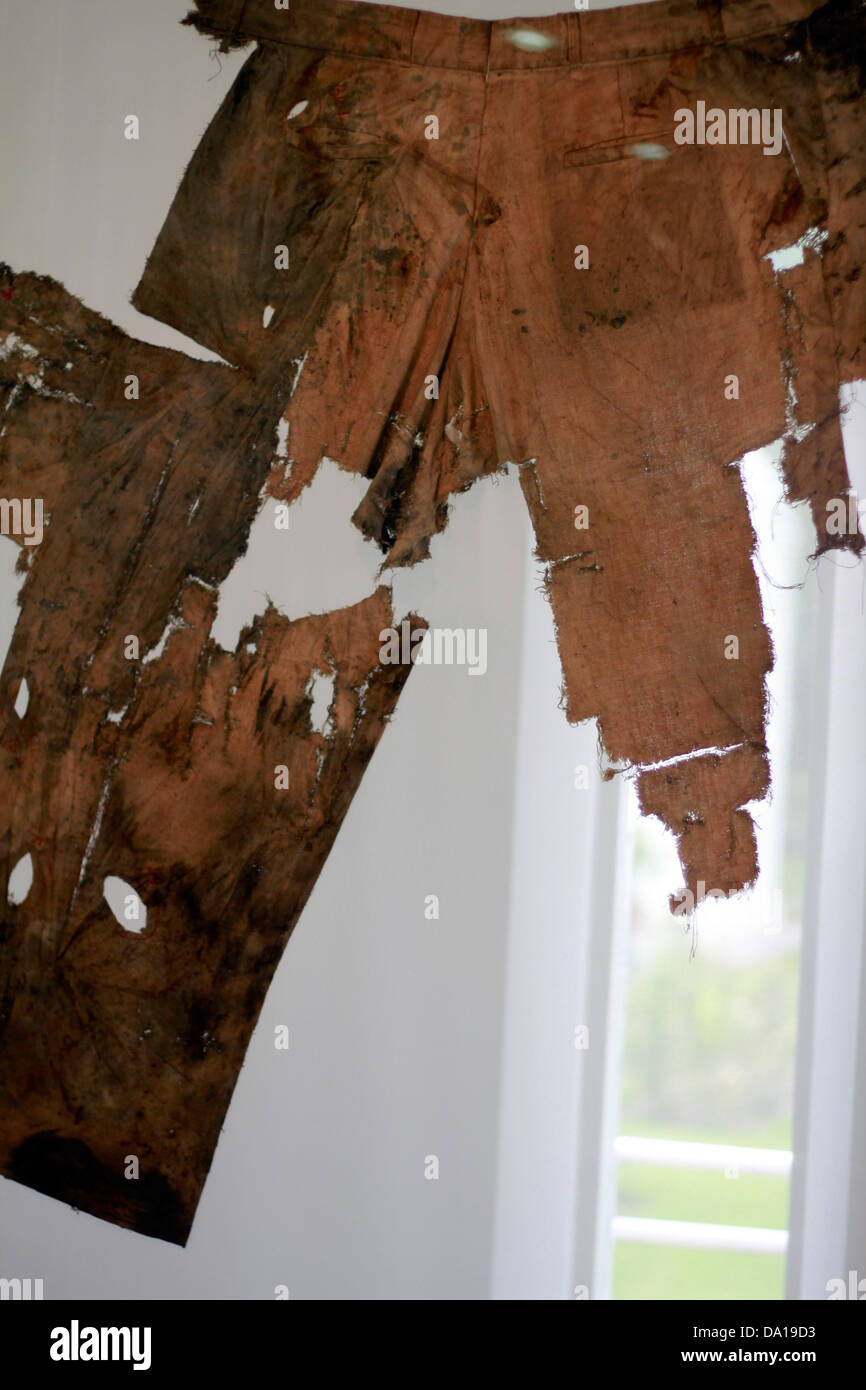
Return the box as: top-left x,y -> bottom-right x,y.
0,267 -> 425,1241
141,0 -> 865,891
1,0 -> 864,1244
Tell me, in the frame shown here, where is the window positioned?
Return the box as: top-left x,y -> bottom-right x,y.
609,395 -> 866,1301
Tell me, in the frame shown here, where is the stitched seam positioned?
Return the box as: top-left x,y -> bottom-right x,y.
430,40 -> 492,418
702,0 -> 727,44
406,11 -> 420,65
615,61 -> 626,135
799,12 -> 845,405
192,21 -> 806,74
568,23 -> 801,68
567,13 -> 581,65
227,0 -> 249,49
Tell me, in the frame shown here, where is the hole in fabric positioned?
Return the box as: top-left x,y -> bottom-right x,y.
629,142 -> 671,161
104,876 -> 147,934
0,536 -> 27,671
767,243 -> 805,273
307,671 -> 335,734
13,676 -> 29,718
142,614 -> 188,666
505,28 -> 557,51
764,225 -> 828,274
210,463 -> 380,650
8,852 -> 33,905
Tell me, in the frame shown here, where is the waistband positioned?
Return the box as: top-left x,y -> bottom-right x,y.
184,0 -> 828,70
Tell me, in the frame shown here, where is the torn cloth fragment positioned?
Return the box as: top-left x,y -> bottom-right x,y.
142,0 -> 866,901
0,269 -> 425,1242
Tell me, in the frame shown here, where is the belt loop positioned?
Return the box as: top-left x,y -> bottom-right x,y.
567,12 -> 583,65
699,0 -> 727,44
404,10 -> 420,64
228,0 -> 248,49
